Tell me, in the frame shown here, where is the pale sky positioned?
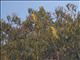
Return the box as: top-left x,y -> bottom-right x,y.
1,1 -> 80,21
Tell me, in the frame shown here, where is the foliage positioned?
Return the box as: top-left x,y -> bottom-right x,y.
1,3 -> 80,60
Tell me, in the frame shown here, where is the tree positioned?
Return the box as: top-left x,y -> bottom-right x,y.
1,3 -> 80,60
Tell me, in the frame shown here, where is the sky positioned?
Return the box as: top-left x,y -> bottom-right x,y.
1,1 -> 80,21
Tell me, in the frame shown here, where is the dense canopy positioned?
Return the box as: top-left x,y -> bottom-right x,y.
0,3 -> 80,60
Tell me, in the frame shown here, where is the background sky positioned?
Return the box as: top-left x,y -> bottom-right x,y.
1,1 -> 80,21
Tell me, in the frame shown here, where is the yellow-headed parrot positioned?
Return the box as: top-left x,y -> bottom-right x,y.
31,13 -> 37,22
50,26 -> 59,39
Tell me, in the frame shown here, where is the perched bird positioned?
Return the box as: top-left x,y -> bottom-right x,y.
31,13 -> 37,22
50,26 -> 59,39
